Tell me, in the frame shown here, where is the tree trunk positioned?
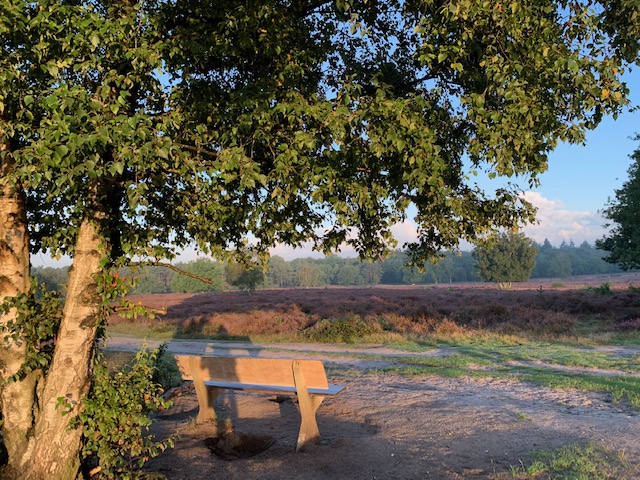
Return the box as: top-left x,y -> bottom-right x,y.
21,218 -> 105,480
0,139 -> 37,475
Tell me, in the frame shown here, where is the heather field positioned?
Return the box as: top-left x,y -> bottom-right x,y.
110,272 -> 640,344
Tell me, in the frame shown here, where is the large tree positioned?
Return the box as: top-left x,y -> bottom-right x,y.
1,1 -> 184,477
596,138 -> 640,270
473,231 -> 538,288
1,1 -> 639,478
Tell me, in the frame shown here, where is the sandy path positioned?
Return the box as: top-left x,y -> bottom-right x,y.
103,334 -> 453,369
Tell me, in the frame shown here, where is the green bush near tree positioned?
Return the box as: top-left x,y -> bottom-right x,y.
72,346 -> 176,479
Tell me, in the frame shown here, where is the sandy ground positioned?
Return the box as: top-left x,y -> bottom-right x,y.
105,336 -> 640,479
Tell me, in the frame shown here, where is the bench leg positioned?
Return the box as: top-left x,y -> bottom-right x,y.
292,360 -> 325,451
189,357 -> 221,423
195,384 -> 221,423
296,392 -> 324,451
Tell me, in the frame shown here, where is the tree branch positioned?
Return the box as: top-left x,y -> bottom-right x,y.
129,261 -> 215,284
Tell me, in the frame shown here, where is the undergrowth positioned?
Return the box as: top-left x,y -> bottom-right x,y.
74,345 -> 178,479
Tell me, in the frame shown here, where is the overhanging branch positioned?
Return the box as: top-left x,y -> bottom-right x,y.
129,261 -> 215,284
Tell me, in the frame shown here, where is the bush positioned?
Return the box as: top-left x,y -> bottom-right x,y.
587,282 -> 613,295
303,317 -> 378,343
152,343 -> 183,390
74,346 -> 175,479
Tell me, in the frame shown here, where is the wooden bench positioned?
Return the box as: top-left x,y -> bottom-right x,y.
174,355 -> 346,451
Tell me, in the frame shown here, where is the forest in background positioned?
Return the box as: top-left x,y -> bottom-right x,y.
33,240 -> 625,294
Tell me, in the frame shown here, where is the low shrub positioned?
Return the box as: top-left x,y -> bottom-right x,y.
302,317 -> 378,343
373,313 -> 466,336
587,282 -> 613,295
74,346 -> 175,479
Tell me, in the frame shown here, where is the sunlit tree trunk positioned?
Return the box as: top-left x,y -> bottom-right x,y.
22,217 -> 106,480
0,136 -> 37,476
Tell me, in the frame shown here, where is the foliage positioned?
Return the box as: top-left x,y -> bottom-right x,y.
597,138 -> 640,270
2,0 -> 640,475
586,282 -> 613,295
151,343 -> 183,391
32,242 -> 625,293
154,0 -> 640,266
72,347 -> 175,479
303,317 -> 377,343
126,267 -> 170,295
31,267 -> 68,297
169,259 -> 225,293
473,232 -> 538,287
265,256 -> 293,288
0,280 -> 62,383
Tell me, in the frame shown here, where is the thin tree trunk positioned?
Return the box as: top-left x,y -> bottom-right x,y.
22,218 -> 106,480
0,139 -> 37,475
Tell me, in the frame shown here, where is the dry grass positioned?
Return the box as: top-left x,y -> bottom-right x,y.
109,274 -> 640,343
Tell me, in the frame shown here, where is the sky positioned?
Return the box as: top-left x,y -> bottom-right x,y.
32,69 -> 640,266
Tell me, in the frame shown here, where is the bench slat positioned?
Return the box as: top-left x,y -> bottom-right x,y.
203,380 -> 345,396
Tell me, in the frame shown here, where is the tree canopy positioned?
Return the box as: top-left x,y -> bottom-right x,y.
596,138 -> 640,270
473,232 -> 538,287
1,1 -> 639,478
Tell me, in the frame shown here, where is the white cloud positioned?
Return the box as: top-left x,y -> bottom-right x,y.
520,191 -> 607,246
390,219 -> 420,246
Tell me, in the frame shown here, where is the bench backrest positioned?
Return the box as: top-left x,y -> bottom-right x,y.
174,356 -> 330,389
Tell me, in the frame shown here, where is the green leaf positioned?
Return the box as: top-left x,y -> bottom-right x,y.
55,145 -> 69,157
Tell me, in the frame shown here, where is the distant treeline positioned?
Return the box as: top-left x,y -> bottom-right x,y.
32,240 -> 625,294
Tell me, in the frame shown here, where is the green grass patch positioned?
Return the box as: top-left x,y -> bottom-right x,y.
108,321 -> 179,339
354,344 -> 640,408
457,344 -> 640,373
512,442 -> 634,479
512,367 -> 640,408
377,364 -> 490,379
608,331 -> 640,346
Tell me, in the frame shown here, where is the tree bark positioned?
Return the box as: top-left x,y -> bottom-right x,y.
0,138 -> 37,475
21,218 -> 105,480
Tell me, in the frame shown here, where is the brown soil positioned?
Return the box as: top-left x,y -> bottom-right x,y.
105,337 -> 640,480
